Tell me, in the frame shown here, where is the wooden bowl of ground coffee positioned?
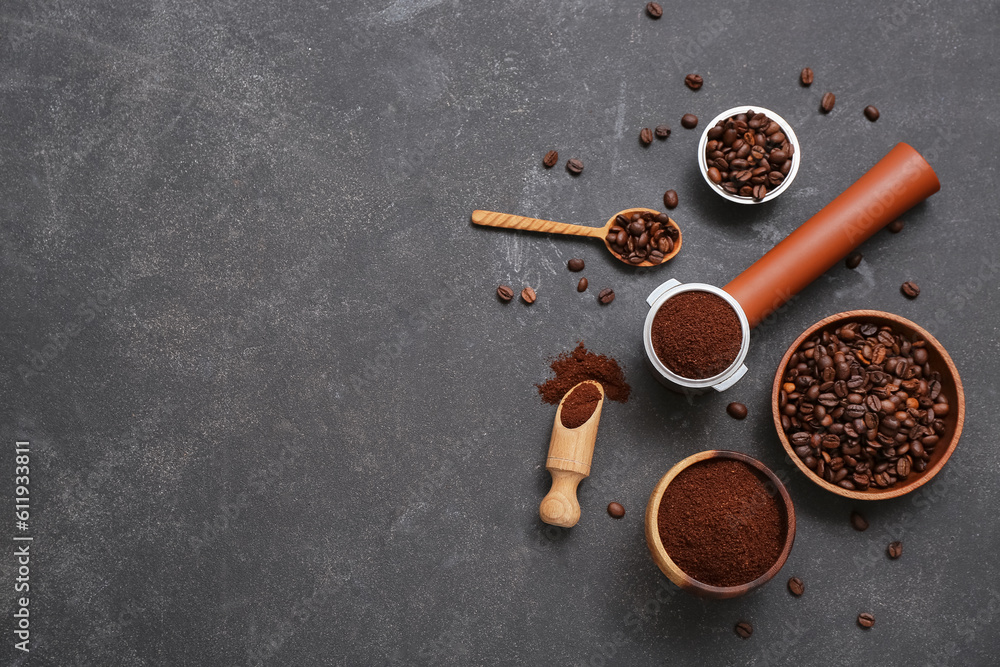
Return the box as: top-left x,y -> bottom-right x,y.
644,450 -> 796,599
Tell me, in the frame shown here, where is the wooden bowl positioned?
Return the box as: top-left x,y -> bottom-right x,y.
772,310 -> 965,500
644,450 -> 796,599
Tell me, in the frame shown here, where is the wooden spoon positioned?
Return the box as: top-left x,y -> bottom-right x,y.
539,381 -> 605,528
472,207 -> 682,267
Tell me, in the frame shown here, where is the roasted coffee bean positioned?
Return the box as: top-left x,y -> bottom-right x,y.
752,184 -> 767,201
684,73 -> 704,90
888,219 -> 905,233
850,510 -> 869,531
864,105 -> 880,122
735,621 -> 753,639
857,613 -> 875,629
707,167 -> 722,183
598,288 -> 615,304
521,287 -> 537,304
901,281 -> 920,299
543,150 -> 559,168
788,577 -> 805,596
681,113 -> 698,129
566,158 -> 584,175
577,277 -> 588,292
607,501 -> 625,518
497,285 -> 514,302
654,125 -> 671,140
727,402 -> 748,420
820,92 -> 836,113
663,190 -> 679,209
640,127 -> 654,145
800,67 -> 814,86
845,251 -> 863,269
646,2 -> 663,19
567,258 -> 585,272
887,541 -> 903,559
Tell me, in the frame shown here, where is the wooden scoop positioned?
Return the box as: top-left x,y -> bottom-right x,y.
472,208 -> 682,267
539,381 -> 605,527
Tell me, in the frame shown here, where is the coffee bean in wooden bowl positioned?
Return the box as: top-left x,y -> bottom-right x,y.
772,310 -> 965,500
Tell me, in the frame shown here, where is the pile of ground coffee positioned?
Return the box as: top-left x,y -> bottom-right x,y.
657,459 -> 785,587
537,342 -> 630,404
559,382 -> 602,429
651,291 -> 742,379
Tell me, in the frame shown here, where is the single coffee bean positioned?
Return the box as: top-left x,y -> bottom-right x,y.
607,501 -> 625,518
901,281 -> 920,299
598,288 -> 615,305
888,219 -> 905,233
521,287 -> 536,304
800,67 -> 814,86
577,277 -> 588,292
568,258 -> 585,272
684,73 -> 703,90
735,621 -> 753,639
655,124 -> 671,139
727,402 -> 748,420
752,184 -> 767,201
788,577 -> 805,596
640,128 -> 654,145
864,105 -> 880,122
646,2 -> 663,19
681,113 -> 698,129
820,92 -> 836,113
497,285 -> 514,302
543,150 -> 559,168
850,510 -> 869,532
887,541 -> 903,559
845,251 -> 863,269
663,190 -> 679,209
857,613 -> 875,629
566,158 -> 584,175
707,167 -> 722,183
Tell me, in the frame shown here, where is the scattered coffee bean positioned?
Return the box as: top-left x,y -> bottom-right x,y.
703,109 -> 792,201
781,320 -> 950,491
655,125 -> 671,139
845,251 -> 863,269
788,577 -> 805,596
543,150 -> 559,168
598,288 -> 615,305
888,219 -> 905,233
577,277 -> 588,292
858,612 -> 875,629
521,287 -> 537,304
663,190 -> 679,209
850,510 -> 869,531
800,67 -> 814,86
735,621 -> 753,639
640,127 -> 654,145
901,281 -> 920,299
727,402 -> 748,420
820,92 -> 836,113
645,2 -> 662,19
685,74 -> 703,90
604,209 -> 679,265
607,501 -> 625,518
497,285 -> 514,302
887,541 -> 903,559
566,158 -> 584,175
864,105 -> 880,122
567,258 -> 585,272
681,113 -> 698,129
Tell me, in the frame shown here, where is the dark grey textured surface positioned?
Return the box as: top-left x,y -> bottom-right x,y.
1,1 -> 999,665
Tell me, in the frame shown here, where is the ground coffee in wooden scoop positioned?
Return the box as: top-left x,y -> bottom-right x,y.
560,382 -> 603,429
651,291 -> 742,379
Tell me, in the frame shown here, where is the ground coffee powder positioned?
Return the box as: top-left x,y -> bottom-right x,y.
651,291 -> 742,379
657,459 -> 785,587
559,382 -> 602,429
538,342 -> 630,404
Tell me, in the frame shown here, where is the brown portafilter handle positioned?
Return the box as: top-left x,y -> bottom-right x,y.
724,143 -> 940,328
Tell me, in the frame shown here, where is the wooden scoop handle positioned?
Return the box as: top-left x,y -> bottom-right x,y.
472,210 -> 604,238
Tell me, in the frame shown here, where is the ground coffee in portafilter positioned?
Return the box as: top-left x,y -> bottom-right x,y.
651,291 -> 742,379
538,342 -> 631,404
658,459 -> 786,587
559,382 -> 602,429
